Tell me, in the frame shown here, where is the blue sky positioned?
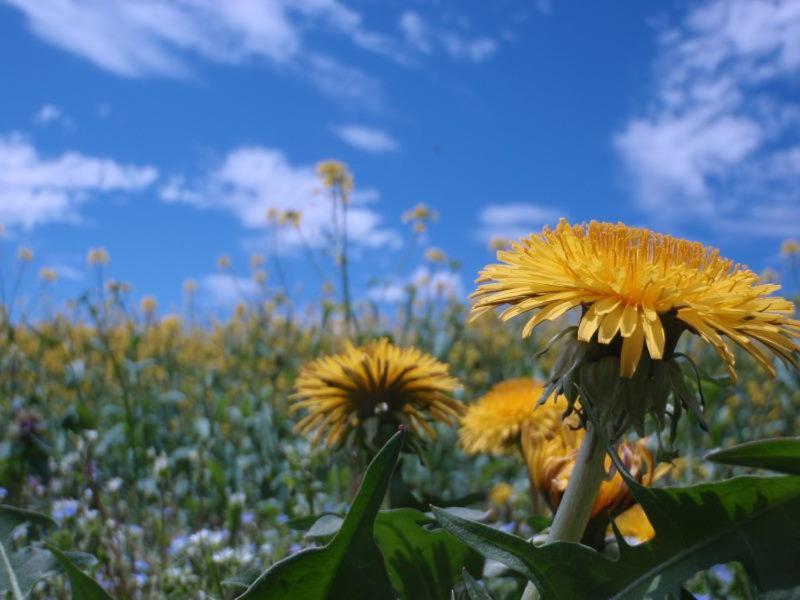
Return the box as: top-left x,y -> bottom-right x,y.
0,0 -> 798,315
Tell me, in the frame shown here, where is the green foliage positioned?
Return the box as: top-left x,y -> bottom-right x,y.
435,437 -> 800,599
43,543 -> 112,599
705,437 -> 800,474
237,430 -> 403,599
0,505 -> 98,599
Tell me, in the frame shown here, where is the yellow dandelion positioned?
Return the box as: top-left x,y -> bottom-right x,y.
781,238 -> 799,257
613,504 -> 655,543
217,255 -> 231,270
87,247 -> 110,266
141,295 -> 157,315
459,378 -> 570,455
528,427 -> 662,519
316,160 -> 353,193
39,267 -> 57,283
489,482 -> 515,507
472,219 -> 799,381
291,338 -> 463,447
425,247 -> 446,263
17,247 -> 34,262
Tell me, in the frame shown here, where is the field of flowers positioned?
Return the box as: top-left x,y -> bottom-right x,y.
1,163 -> 799,599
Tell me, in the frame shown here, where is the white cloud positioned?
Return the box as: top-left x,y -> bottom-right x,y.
369,266 -> 463,303
0,133 -> 157,229
200,273 -> 259,307
332,125 -> 398,154
34,103 -> 73,128
477,203 -> 563,243
399,11 -> 498,63
4,0 -> 394,107
614,0 -> 800,235
161,145 -> 400,251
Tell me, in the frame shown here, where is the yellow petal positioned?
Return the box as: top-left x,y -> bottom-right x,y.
642,315 -> 665,359
620,320 -> 645,377
598,303 -> 625,344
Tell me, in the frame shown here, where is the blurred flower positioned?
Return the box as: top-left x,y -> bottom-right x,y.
87,247 -> 110,266
489,237 -> 511,252
781,238 -> 799,257
425,247 -> 446,263
402,203 -> 438,235
281,210 -> 302,228
250,253 -> 265,269
141,295 -> 158,315
459,378 -> 571,455
17,247 -> 33,262
316,160 -> 353,193
472,220 -> 799,382
253,269 -> 267,285
217,255 -> 232,270
760,268 -> 780,284
489,482 -> 514,507
52,499 -> 80,522
39,267 -> 57,283
291,338 -> 463,446
183,278 -> 198,294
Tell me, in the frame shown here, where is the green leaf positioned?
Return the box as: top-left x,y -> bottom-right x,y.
237,429 -> 404,599
0,505 -> 96,599
705,438 -> 800,474
435,472 -> 800,599
374,508 -> 483,600
462,568 -> 493,600
43,543 -> 111,599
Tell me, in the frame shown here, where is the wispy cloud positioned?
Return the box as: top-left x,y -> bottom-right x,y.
33,103 -> 73,129
369,266 -> 463,303
200,273 -> 258,307
161,145 -> 400,252
614,0 -> 800,237
399,11 -> 498,63
3,0 -> 392,107
477,203 -> 563,243
332,124 -> 398,154
0,133 -> 157,229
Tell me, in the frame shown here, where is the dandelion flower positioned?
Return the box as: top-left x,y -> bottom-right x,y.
217,255 -> 231,271
459,378 -> 571,455
529,426 -> 662,519
316,160 -> 353,193
183,278 -> 198,294
87,247 -> 109,266
39,267 -> 57,283
141,296 -> 157,315
489,482 -> 514,507
17,247 -> 34,262
425,247 -> 446,263
781,238 -> 799,257
291,338 -> 463,447
472,220 -> 799,381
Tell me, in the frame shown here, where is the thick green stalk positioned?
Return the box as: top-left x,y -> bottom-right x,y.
521,423 -> 606,600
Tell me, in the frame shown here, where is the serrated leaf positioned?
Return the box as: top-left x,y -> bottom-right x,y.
375,508 -> 483,600
705,438 -> 800,474
237,430 -> 404,599
435,471 -> 800,599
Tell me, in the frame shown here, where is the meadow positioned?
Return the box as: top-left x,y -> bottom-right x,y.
1,164 -> 799,600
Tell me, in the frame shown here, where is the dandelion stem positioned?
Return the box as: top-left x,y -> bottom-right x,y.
521,423 -> 606,600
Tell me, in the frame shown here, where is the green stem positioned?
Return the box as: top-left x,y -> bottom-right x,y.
521,423 -> 606,600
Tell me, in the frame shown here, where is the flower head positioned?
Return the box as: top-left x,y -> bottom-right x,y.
781,238 -> 799,257
472,220 -> 798,381
316,160 -> 353,193
291,338 -> 463,447
87,247 -> 109,266
459,378 -> 571,455
528,426 -> 660,519
17,247 -> 34,262
39,267 -> 57,283
141,296 -> 157,315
